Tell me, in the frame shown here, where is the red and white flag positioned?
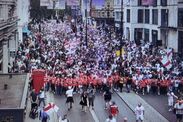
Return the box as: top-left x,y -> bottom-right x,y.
160,55 -> 172,70
166,48 -> 173,61
44,103 -> 59,116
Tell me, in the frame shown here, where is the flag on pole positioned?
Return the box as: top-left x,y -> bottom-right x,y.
166,48 -> 173,61
115,48 -> 125,57
160,55 -> 172,70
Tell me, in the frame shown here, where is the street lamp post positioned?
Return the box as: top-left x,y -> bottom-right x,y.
120,0 -> 123,75
85,0 -> 88,47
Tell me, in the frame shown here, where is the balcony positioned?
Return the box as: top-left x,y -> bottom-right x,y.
0,16 -> 19,30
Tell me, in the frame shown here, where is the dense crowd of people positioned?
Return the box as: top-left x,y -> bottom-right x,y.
14,19 -> 183,121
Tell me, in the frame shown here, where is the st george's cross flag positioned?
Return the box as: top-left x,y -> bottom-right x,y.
160,55 -> 172,70
44,103 -> 59,116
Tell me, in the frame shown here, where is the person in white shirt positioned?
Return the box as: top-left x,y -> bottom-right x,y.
38,89 -> 46,107
135,103 -> 145,122
66,86 -> 74,110
174,99 -> 183,122
167,90 -> 178,111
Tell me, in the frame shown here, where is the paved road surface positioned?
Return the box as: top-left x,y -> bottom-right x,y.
140,94 -> 176,122
54,94 -> 95,122
54,92 -> 135,122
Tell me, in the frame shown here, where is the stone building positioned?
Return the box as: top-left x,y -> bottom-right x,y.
91,0 -> 114,25
121,0 -> 183,55
0,0 -> 19,73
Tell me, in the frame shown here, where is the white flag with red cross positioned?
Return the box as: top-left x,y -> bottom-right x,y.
44,103 -> 59,116
160,55 -> 172,70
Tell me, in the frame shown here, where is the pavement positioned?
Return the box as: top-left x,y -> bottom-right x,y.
116,91 -> 170,122
54,93 -> 95,122
25,92 -> 58,122
140,94 -> 176,122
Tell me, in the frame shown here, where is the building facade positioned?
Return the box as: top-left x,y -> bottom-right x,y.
91,0 -> 114,25
0,0 -> 19,73
122,0 -> 183,55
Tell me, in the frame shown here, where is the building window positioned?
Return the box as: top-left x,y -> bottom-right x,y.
153,0 -> 157,6
138,0 -> 142,6
115,12 -> 120,20
144,29 -> 149,42
178,8 -> 183,27
0,5 -> 3,19
102,11 -> 105,17
152,9 -> 158,25
161,0 -> 167,6
138,9 -> 143,23
145,9 -> 149,24
116,0 -> 120,5
161,9 -> 168,26
127,9 -> 130,23
152,30 -> 158,46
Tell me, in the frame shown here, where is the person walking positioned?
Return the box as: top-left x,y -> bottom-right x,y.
167,90 -> 178,111
80,91 -> 88,112
109,101 -> 119,121
174,99 -> 183,122
39,109 -> 50,122
87,87 -> 95,109
119,77 -> 124,92
135,103 -> 145,122
126,76 -> 132,93
38,88 -> 46,107
103,89 -> 112,109
30,89 -> 38,110
66,86 -> 74,110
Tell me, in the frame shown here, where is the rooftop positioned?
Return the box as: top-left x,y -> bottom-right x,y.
0,74 -> 28,108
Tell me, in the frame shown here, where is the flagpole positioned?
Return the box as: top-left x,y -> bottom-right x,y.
120,0 -> 123,76
85,0 -> 88,47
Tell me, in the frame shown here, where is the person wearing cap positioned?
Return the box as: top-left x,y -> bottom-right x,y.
135,103 -> 145,122
66,86 -> 74,110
